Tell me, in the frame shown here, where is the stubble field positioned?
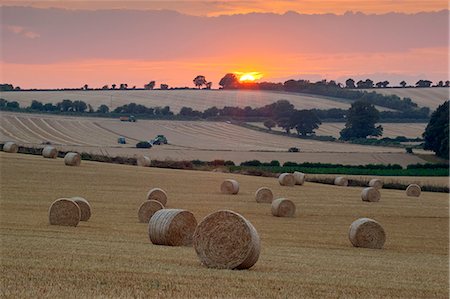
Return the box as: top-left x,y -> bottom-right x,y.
0,153 -> 448,298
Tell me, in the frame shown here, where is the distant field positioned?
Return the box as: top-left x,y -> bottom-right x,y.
0,153 -> 448,297
363,87 -> 449,110
250,122 -> 427,139
0,112 -> 433,166
0,89 -> 395,112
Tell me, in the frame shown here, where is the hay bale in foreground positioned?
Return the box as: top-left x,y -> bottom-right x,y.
148,209 -> 197,246
220,179 -> 239,194
71,197 -> 91,221
193,210 -> 260,269
48,198 -> 80,226
361,187 -> 381,202
146,188 -> 167,206
3,142 -> 18,153
255,187 -> 273,203
136,155 -> 151,167
278,173 -> 295,186
138,200 -> 164,223
293,171 -> 305,185
334,176 -> 348,186
42,146 -> 58,159
368,178 -> 383,189
271,198 -> 296,217
348,218 -> 386,249
64,152 -> 81,166
406,184 -> 421,197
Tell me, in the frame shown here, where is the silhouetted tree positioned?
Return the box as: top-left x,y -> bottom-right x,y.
6,101 -> 19,109
423,101 -> 449,158
289,110 -> 322,136
101,85 -> 109,90
203,106 -> 219,118
0,99 -> 7,108
219,73 -> 239,89
399,80 -> 407,88
263,119 -> 276,131
193,75 -> 207,89
415,80 -> 432,87
83,84 -> 89,90
340,101 -> 383,139
119,83 -> 128,90
72,100 -> 87,112
205,82 -> 212,89
30,100 -> 44,111
57,99 -> 73,112
345,78 -> 356,88
144,81 -> 155,89
111,84 -> 116,89
160,84 -> 169,90
97,104 -> 109,113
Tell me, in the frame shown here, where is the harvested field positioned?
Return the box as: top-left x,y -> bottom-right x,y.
363,88 -> 450,110
0,112 -> 433,166
0,153 -> 448,297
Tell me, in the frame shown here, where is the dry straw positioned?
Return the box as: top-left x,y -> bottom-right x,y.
71,197 -> 91,221
334,176 -> 348,186
220,179 -> 239,194
293,171 -> 305,185
48,198 -> 81,226
148,209 -> 197,246
348,218 -> 386,249
136,155 -> 151,167
278,173 -> 295,186
406,184 -> 421,197
138,200 -> 164,223
64,152 -> 81,166
361,187 -> 381,202
368,178 -> 383,189
146,188 -> 168,206
255,187 -> 273,203
193,210 -> 260,269
42,146 -> 58,159
271,198 -> 296,217
3,142 -> 18,153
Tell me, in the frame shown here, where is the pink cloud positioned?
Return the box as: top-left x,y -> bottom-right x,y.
6,25 -> 40,39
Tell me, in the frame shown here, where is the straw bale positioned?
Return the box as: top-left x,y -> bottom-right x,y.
406,184 -> 421,197
361,187 -> 381,202
255,187 -> 273,203
148,209 -> 197,246
193,210 -> 260,269
48,198 -> 80,226
146,188 -> 167,206
348,218 -> 386,249
42,146 -> 58,159
220,179 -> 239,194
64,152 -> 81,166
334,176 -> 348,186
368,178 -> 383,189
71,197 -> 91,221
3,142 -> 18,153
271,198 -> 296,217
293,171 -> 305,185
278,173 -> 295,186
138,200 -> 164,223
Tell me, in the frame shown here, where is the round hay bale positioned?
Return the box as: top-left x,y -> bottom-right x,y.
406,184 -> 421,197
138,200 -> 164,223
293,171 -> 305,185
334,176 -> 348,186
3,142 -> 18,153
271,198 -> 296,217
71,197 -> 91,221
148,209 -> 197,246
368,178 -> 383,189
64,152 -> 81,166
278,173 -> 295,186
42,146 -> 58,159
361,187 -> 381,202
348,218 -> 386,249
146,188 -> 167,206
255,187 -> 273,203
136,155 -> 151,167
220,179 -> 239,194
48,198 -> 80,226
193,210 -> 260,269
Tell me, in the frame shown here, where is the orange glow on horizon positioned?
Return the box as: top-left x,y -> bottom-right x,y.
236,72 -> 264,82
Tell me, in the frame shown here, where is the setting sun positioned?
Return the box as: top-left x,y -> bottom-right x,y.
236,72 -> 263,82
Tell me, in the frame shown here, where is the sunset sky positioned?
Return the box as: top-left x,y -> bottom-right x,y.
1,1 -> 449,89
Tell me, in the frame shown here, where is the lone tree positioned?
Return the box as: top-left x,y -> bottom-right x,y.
144,81 -> 155,90
289,110 -> 322,136
416,80 -> 432,88
193,75 -> 207,89
399,80 -> 407,88
219,73 -> 239,89
263,119 -> 276,131
423,101 -> 449,158
345,78 -> 356,88
340,101 -> 383,140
